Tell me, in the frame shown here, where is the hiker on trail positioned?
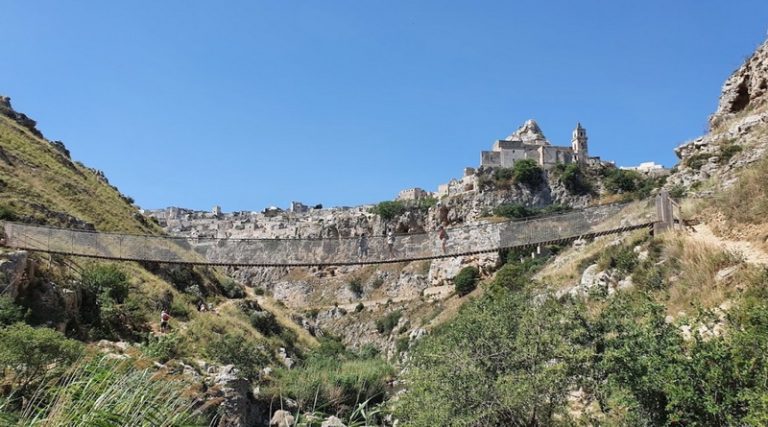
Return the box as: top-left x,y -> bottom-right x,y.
358,233 -> 369,259
160,309 -> 170,332
387,229 -> 396,258
438,226 -> 448,254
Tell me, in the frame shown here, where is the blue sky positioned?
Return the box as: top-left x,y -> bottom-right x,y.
2,1 -> 768,211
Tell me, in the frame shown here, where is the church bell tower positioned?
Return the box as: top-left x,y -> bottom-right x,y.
571,122 -> 588,163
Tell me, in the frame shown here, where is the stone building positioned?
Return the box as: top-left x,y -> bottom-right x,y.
481,120 -> 594,169
396,187 -> 430,201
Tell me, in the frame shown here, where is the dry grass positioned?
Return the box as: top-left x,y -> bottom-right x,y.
661,232 -> 742,315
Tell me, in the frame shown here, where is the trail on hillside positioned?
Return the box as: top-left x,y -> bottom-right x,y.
691,224 -> 768,266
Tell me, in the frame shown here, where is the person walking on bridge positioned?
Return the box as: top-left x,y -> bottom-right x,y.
438,226 -> 448,254
387,229 -> 396,258
358,233 -> 369,260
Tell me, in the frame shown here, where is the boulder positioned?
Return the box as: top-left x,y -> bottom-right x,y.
270,410 -> 295,427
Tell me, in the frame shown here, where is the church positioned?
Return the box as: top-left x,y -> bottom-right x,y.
480,120 -> 597,169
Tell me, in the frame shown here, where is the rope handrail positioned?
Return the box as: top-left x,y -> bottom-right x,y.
0,199 -> 657,267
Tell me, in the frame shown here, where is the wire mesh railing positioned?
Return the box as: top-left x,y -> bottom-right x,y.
0,199 -> 657,267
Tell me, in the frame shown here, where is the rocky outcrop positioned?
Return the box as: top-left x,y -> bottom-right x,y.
211,365 -> 266,427
0,96 -> 43,138
667,38 -> 768,193
0,250 -> 29,297
505,119 -> 549,145
710,39 -> 768,129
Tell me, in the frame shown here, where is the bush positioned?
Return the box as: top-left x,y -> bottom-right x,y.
219,278 -> 245,299
0,323 -> 83,391
719,143 -> 743,163
396,337 -> 410,353
376,310 -> 402,335
603,168 -> 641,194
250,310 -> 282,336
266,356 -> 394,421
0,295 -> 25,326
560,163 -> 592,195
0,205 -> 17,221
205,333 -> 270,379
684,153 -> 712,170
370,201 -> 406,221
454,266 -> 480,296
144,333 -> 181,363
348,277 -> 364,297
355,302 -> 365,313
493,203 -> 534,219
512,159 -> 544,188
81,263 -> 129,303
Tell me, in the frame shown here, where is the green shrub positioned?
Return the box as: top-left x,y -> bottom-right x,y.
357,344 -> 380,359
512,159 -> 544,188
0,323 -> 82,391
144,333 -> 181,363
669,184 -> 687,199
598,246 -> 638,275
493,203 -> 534,219
316,334 -> 348,357
604,168 -> 641,194
0,205 -> 17,221
250,310 -> 282,336
376,310 -> 402,335
370,200 -> 406,221
81,263 -> 129,303
454,266 -> 480,296
684,153 -> 713,170
371,276 -> 385,289
348,277 -> 364,297
0,295 -> 25,326
719,143 -> 743,163
493,167 -> 515,182
253,286 -> 266,296
355,302 -> 365,313
205,333 -> 270,379
396,337 -> 410,353
219,278 -> 245,299
560,163 -> 593,195
266,356 -> 394,421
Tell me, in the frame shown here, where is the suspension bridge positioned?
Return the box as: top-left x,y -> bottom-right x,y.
0,195 -> 677,268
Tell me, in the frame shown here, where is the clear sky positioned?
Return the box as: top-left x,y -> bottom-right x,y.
2,1 -> 768,211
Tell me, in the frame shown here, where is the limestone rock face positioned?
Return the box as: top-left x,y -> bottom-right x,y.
506,119 -> 549,145
666,38 -> 768,194
710,39 -> 768,129
0,250 -> 29,297
212,365 -> 264,427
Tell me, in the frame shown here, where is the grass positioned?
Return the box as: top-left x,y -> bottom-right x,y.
0,115 -> 158,234
2,354 -> 205,426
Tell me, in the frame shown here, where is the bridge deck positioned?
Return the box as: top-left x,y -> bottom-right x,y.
1,200 -> 657,267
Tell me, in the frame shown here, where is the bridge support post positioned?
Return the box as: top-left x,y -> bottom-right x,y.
654,190 -> 675,234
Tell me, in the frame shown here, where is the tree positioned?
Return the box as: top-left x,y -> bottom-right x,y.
0,323 -> 82,392
453,266 -> 479,296
513,159 -> 545,188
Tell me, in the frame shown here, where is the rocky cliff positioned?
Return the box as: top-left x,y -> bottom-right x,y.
668,39 -> 768,193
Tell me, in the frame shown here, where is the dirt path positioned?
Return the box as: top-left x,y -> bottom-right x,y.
691,224 -> 768,266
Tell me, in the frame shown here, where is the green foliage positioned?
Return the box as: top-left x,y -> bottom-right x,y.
512,159 -> 544,188
4,355 -> 203,426
249,310 -> 282,336
0,205 -> 17,221
396,337 -> 410,353
0,295 -> 25,326
719,143 -> 743,163
394,287 -> 587,426
347,277 -> 364,297
266,355 -> 394,421
355,302 -> 365,313
453,266 -> 479,296
0,323 -> 82,391
316,334 -> 348,358
218,278 -> 245,298
205,333 -> 270,380
144,333 -> 181,363
669,184 -> 687,199
603,168 -> 641,194
370,200 -> 406,221
598,245 -> 639,275
684,152 -> 713,170
493,203 -> 533,219
559,163 -> 593,195
375,310 -> 402,335
81,263 -> 129,303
